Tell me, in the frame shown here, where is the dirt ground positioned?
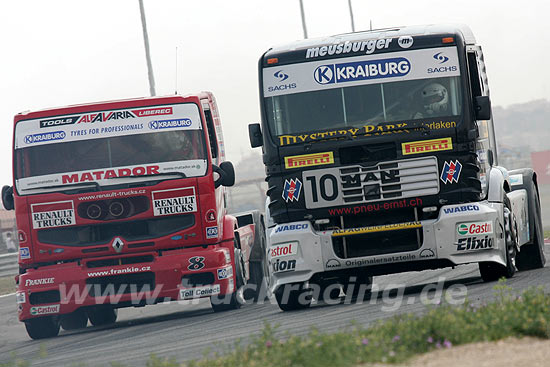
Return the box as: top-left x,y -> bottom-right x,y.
388,337 -> 550,367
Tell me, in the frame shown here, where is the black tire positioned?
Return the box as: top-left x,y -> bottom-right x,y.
245,259 -> 269,302
317,281 -> 342,302
275,282 -> 312,311
60,309 -> 88,330
517,181 -> 546,270
479,196 -> 517,282
211,248 -> 244,312
343,273 -> 373,301
87,306 -> 117,326
25,316 -> 60,339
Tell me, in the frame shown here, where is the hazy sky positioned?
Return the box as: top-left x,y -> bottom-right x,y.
1,0 -> 549,185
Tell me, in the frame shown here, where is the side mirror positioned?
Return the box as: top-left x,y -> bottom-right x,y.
2,185 -> 15,210
213,161 -> 235,188
2,186 -> 14,211
248,123 -> 263,148
474,96 -> 491,120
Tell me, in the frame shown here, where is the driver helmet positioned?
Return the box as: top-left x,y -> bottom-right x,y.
422,83 -> 448,115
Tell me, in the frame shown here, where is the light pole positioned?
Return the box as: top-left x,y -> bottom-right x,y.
348,0 -> 356,32
139,0 -> 156,96
299,0 -> 308,39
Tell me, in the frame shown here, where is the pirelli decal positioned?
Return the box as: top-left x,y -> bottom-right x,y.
284,152 -> 334,169
401,137 -> 452,156
331,221 -> 422,237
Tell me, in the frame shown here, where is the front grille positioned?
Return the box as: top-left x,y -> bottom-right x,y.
29,290 -> 60,305
86,272 -> 155,297
182,272 -> 215,287
37,214 -> 194,246
86,255 -> 154,269
304,156 -> 439,209
332,228 -> 422,258
77,196 -> 149,221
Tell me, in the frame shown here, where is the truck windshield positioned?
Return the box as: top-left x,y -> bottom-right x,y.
14,102 -> 209,194
15,130 -> 207,193
264,76 -> 462,139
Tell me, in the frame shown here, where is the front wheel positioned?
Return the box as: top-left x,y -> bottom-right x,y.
25,316 -> 60,339
87,306 -> 117,326
517,181 -> 546,270
211,248 -> 245,312
60,308 -> 88,330
479,196 -> 517,282
275,282 -> 312,311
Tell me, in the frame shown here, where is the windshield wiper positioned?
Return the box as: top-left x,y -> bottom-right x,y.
21,182 -> 101,192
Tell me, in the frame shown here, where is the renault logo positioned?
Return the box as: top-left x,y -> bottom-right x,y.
112,237 -> 124,253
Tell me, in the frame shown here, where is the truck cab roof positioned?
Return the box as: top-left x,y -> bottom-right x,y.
265,23 -> 476,56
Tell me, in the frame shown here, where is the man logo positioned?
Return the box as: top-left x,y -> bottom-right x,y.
326,259 -> 341,269
397,36 -> 413,48
274,70 -> 289,82
314,65 -> 335,84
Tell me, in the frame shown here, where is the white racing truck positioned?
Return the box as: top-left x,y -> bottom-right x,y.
248,24 -> 546,310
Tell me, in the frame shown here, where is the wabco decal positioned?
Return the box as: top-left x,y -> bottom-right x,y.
305,38 -> 392,59
303,157 -> 438,209
152,187 -> 197,216
402,138 -> 453,155
284,152 -> 334,169
274,223 -> 309,233
314,58 -> 410,85
282,179 -> 302,202
456,236 -> 494,251
31,201 -> 75,229
443,205 -> 480,214
440,160 -> 462,184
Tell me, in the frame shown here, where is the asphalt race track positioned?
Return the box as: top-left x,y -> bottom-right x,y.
1,246 -> 549,366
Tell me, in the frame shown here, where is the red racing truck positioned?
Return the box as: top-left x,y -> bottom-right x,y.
2,93 -> 266,339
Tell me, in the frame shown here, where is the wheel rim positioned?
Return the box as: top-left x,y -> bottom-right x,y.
504,207 -> 517,271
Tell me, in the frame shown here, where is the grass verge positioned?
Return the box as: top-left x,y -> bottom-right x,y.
178,282 -> 550,367
3,282 -> 550,367
0,275 -> 16,296
544,229 -> 550,239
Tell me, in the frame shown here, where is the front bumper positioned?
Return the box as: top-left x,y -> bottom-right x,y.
16,246 -> 234,321
267,201 -> 506,293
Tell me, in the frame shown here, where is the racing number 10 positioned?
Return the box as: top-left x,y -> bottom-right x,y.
306,174 -> 339,203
